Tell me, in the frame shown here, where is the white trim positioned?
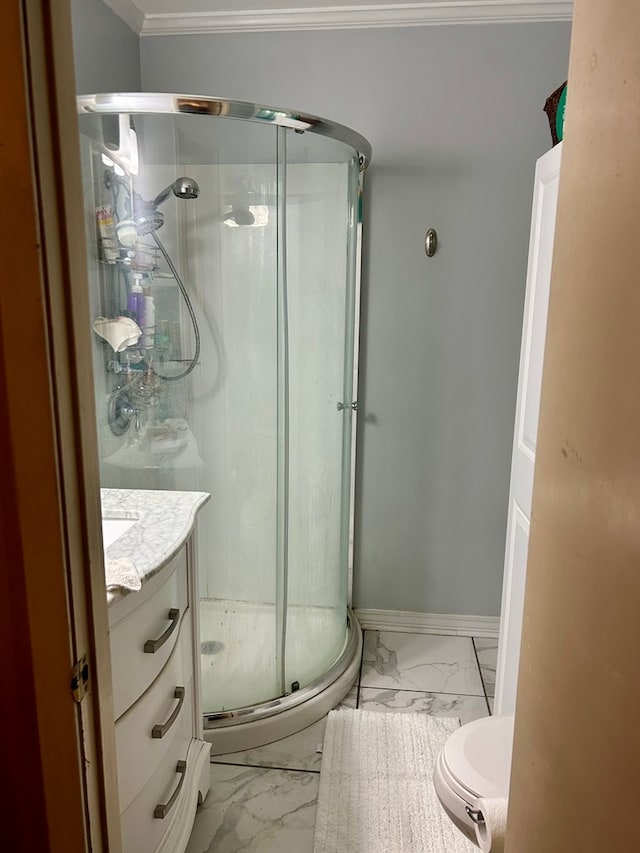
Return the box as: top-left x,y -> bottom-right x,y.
140,2 -> 572,36
354,608 -> 500,638
103,0 -> 145,34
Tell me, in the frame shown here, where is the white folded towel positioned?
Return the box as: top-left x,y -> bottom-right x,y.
105,558 -> 141,592
92,316 -> 142,352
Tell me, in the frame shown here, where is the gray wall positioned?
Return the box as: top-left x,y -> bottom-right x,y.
141,23 -> 570,617
71,0 -> 141,93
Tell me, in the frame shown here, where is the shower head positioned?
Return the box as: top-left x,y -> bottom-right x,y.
153,176 -> 200,207
135,206 -> 166,236
133,176 -> 200,235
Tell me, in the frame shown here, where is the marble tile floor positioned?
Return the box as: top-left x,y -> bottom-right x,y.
186,629 -> 499,853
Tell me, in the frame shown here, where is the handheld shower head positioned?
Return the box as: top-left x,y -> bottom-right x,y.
134,176 -> 200,235
152,176 -> 200,207
134,206 -> 166,236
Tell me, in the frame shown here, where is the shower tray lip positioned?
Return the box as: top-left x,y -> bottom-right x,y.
203,607 -> 360,731
77,92 -> 372,171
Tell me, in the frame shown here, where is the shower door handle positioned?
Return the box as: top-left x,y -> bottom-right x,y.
337,401 -> 358,412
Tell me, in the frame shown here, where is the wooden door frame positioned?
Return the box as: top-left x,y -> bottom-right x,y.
1,1 -> 120,849
507,1 -> 640,850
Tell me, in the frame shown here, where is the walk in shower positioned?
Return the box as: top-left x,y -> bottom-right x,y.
77,93 -> 370,750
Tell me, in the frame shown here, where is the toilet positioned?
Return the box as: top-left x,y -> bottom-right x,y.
433,714 -> 514,845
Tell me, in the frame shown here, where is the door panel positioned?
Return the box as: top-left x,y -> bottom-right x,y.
495,143 -> 562,715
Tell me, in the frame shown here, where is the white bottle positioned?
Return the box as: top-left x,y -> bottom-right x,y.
143,286 -> 155,349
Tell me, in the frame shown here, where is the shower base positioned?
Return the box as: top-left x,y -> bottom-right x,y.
199,599 -> 362,755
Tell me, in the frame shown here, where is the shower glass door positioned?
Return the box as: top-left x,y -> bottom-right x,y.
280,130 -> 360,692
179,117 -> 282,713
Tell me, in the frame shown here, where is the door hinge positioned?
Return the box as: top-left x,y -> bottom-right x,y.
71,655 -> 89,703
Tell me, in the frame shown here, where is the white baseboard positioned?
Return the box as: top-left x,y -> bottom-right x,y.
354,607 -> 500,638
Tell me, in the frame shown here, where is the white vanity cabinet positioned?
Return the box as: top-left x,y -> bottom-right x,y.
108,537 -> 211,853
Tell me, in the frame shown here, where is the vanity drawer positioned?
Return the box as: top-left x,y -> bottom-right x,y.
110,549 -> 188,719
116,610 -> 194,811
120,735 -> 198,853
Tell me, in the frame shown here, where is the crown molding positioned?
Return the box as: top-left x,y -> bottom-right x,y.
139,1 -> 572,37
103,0 -> 145,33
101,1 -> 573,37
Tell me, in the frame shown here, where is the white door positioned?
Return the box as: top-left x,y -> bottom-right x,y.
495,143 -> 562,715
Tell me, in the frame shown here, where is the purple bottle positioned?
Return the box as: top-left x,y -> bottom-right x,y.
127,273 -> 146,328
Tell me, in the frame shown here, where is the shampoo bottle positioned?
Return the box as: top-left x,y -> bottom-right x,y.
127,273 -> 145,328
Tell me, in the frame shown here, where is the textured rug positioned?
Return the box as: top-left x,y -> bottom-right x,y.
313,709 -> 477,853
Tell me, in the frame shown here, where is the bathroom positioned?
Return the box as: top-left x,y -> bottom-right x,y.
11,1 -> 638,851
80,3 -> 570,846
69,0 -> 572,849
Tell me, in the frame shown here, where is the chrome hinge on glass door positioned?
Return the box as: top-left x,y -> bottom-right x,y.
337,401 -> 358,411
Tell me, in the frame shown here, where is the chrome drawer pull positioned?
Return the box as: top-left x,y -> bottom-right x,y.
153,760 -> 186,819
144,608 -> 180,654
152,687 -> 186,739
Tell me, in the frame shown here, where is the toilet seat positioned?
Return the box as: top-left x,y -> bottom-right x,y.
442,714 -> 514,800
433,714 -> 514,846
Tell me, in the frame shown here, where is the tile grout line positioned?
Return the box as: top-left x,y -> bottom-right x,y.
355,629 -> 366,708
472,637 -> 492,715
358,685 -> 488,699
211,759 -> 321,775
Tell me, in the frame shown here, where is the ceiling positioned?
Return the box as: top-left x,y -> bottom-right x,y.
104,0 -> 572,36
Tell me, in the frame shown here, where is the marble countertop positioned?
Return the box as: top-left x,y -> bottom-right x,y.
102,488 -> 210,604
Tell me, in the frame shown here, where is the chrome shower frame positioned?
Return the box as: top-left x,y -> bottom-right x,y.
77,92 -> 371,171
78,92 -> 370,749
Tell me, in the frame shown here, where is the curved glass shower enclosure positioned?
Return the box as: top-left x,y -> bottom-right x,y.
77,93 -> 370,746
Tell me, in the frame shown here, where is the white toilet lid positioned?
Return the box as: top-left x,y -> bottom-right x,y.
442,714 -> 514,799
